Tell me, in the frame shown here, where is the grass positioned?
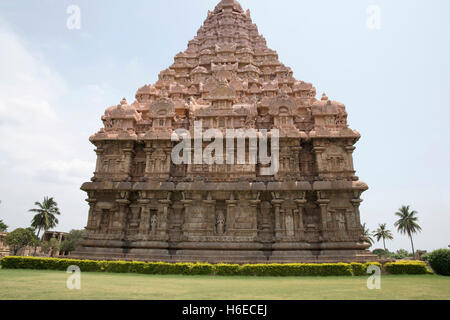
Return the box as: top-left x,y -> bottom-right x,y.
0,269 -> 449,300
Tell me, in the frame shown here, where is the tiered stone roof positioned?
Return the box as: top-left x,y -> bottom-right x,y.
94,0 -> 357,142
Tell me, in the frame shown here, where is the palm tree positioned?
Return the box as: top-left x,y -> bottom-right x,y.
394,205 -> 422,259
29,197 -> 61,255
361,223 -> 374,247
373,223 -> 394,251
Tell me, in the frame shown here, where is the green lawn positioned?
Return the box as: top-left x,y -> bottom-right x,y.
0,269 -> 448,300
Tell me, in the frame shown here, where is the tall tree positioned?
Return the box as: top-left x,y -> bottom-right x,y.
29,197 -> 61,255
394,205 -> 422,258
361,223 -> 374,247
0,219 -> 8,232
373,223 -> 394,251
4,228 -> 38,256
60,229 -> 84,254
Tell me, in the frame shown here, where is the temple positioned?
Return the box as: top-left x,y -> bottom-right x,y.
73,0 -> 373,263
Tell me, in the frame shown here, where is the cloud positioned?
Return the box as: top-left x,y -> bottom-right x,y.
0,20 -> 95,231
0,22 -> 94,181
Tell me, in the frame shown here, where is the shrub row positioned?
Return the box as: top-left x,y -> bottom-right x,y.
384,261 -> 430,275
0,256 -> 429,276
350,262 -> 383,276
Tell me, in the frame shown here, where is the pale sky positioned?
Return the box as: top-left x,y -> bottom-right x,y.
0,0 -> 449,252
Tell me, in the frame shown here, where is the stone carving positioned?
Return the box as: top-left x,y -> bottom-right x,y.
74,0 -> 373,263
150,214 -> 158,235
216,210 -> 226,235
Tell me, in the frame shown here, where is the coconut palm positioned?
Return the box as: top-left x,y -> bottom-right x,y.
29,197 -> 61,255
394,205 -> 422,258
373,223 -> 394,251
361,223 -> 374,247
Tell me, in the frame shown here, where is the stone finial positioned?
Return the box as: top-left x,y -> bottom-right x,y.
215,0 -> 244,13
120,97 -> 127,105
321,93 -> 328,101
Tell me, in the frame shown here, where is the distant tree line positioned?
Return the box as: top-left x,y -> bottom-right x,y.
1,197 -> 83,257
362,205 -> 423,259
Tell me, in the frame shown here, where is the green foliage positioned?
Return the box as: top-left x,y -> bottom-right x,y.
4,228 -> 38,255
394,205 -> 422,257
0,219 -> 8,232
0,256 -> 432,276
420,252 -> 431,262
190,263 -> 214,275
427,249 -> 450,276
222,263 -> 354,277
350,262 -> 383,276
60,229 -> 84,253
392,249 -> 412,259
372,249 -> 389,257
29,197 -> 61,238
384,261 -> 430,275
214,263 -> 240,276
361,223 -> 374,247
41,238 -> 61,256
372,223 -> 394,251
372,248 -> 413,259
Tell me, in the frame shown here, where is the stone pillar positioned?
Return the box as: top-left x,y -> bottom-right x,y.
249,199 -> 261,231
226,197 -> 238,232
123,146 -> 134,176
317,196 -> 330,236
164,147 -> 172,174
294,198 -> 306,238
292,146 -> 302,176
271,199 -> 284,238
138,196 -> 151,237
94,147 -> 104,174
116,198 -> 130,237
351,198 -> 363,235
345,145 -> 357,179
312,144 -> 326,176
144,144 -> 153,176
86,196 -> 97,232
158,199 -> 171,240
203,197 -> 216,235
181,199 -> 193,236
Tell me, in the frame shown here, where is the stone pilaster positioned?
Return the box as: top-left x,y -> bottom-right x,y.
116,198 -> 130,237
294,198 -> 306,238
94,147 -> 104,175
158,198 -> 171,240
345,145 -> 357,180
122,146 -> 134,177
351,198 -> 363,235
203,195 -> 216,235
271,199 -> 284,239
316,192 -> 330,239
226,196 -> 238,232
144,144 -> 153,176
138,195 -> 151,237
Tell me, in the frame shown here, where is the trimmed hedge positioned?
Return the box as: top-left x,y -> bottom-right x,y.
0,256 -> 433,276
350,262 -> 383,276
384,261 -> 430,275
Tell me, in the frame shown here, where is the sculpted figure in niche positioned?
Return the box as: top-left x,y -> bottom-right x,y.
150,214 -> 158,234
285,209 -> 294,237
337,213 -> 346,230
216,210 -> 226,235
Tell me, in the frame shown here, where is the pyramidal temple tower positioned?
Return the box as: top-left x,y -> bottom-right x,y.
74,0 -> 373,263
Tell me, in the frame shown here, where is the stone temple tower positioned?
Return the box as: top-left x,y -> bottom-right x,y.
73,0 -> 373,263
